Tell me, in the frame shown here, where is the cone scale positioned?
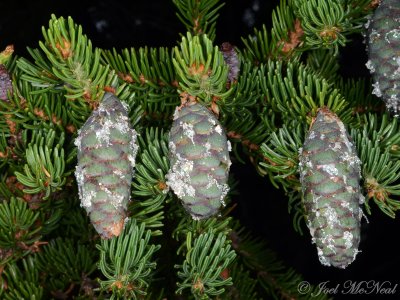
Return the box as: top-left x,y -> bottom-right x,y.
299,108 -> 363,269
75,92 -> 138,239
166,102 -> 231,220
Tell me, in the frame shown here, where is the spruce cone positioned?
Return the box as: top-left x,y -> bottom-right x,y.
299,108 -> 363,268
75,92 -> 138,239
166,102 -> 231,219
366,0 -> 400,114
0,45 -> 14,101
0,65 -> 12,101
221,42 -> 240,85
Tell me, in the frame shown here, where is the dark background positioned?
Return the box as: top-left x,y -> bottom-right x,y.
1,0 -> 399,299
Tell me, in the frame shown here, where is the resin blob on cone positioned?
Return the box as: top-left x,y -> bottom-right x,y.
166,102 -> 231,219
366,0 -> 400,114
75,92 -> 138,239
299,108 -> 363,268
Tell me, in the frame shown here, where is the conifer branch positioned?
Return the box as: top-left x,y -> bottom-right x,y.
218,263 -> 259,299
0,198 -> 42,261
259,60 -> 351,124
172,0 -> 225,41
294,0 -> 352,54
14,129 -> 67,199
35,238 -> 96,297
351,116 -> 400,217
172,216 -> 232,255
56,194 -> 93,242
130,128 -> 170,235
97,220 -> 160,299
241,0 -> 302,63
306,49 -> 340,82
16,14 -> 116,127
175,231 -> 236,299
336,78 -> 384,115
0,256 -> 43,299
173,32 -> 231,104
102,47 -> 179,126
259,124 -> 304,190
230,223 -> 331,300
222,62 -> 261,110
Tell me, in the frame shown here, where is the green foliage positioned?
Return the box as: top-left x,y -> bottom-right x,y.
241,0 -> 300,62
219,263 -> 260,300
130,128 -> 170,235
97,220 -> 160,299
355,113 -> 400,157
294,0 -> 352,54
0,134 -> 9,169
35,238 -> 96,294
343,0 -> 379,28
16,14 -> 115,128
223,62 -> 261,110
0,197 -> 41,255
0,80 -> 72,146
0,256 -> 43,300
259,59 -> 351,124
20,14 -> 112,97
172,0 -> 225,41
336,78 -> 382,115
306,49 -> 340,82
14,128 -> 67,198
351,114 -> 400,217
175,231 -> 236,299
173,216 -> 232,255
114,84 -> 144,130
173,32 -> 231,103
258,121 -> 308,235
242,25 -> 278,64
56,194 -> 93,242
259,124 -> 304,190
102,47 -> 178,127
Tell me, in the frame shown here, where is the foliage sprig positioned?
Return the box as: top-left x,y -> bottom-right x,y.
97,219 -> 160,299
175,231 -> 236,299
130,128 -> 170,235
172,0 -> 225,41
14,128 -> 67,199
173,32 -> 231,103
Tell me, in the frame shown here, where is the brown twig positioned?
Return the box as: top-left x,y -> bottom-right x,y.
280,19 -> 304,54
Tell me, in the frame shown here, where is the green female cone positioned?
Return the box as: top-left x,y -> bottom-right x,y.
299,108 -> 363,268
75,92 -> 138,239
366,0 -> 400,114
166,102 -> 231,219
